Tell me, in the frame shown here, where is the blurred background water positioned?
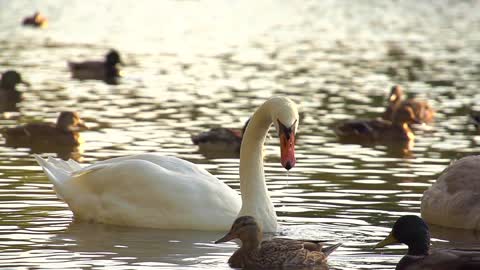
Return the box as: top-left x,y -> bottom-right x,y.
0,0 -> 480,269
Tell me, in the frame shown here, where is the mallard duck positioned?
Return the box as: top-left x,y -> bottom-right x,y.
22,12 -> 48,28
1,111 -> 88,148
215,216 -> 341,268
421,155 -> 480,230
191,119 -> 249,158
383,85 -> 435,124
374,215 -> 480,270
1,70 -> 29,112
34,97 -> 299,231
68,49 -> 123,84
335,105 -> 419,144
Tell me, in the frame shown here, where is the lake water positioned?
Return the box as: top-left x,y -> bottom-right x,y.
1,0 -> 480,269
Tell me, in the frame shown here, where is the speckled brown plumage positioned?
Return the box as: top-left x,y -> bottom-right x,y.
215,216 -> 341,269
383,85 -> 435,124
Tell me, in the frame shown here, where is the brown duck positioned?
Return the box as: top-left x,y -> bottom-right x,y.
335,105 -> 420,144
215,216 -> 341,269
68,49 -> 123,85
0,70 -> 29,112
383,85 -> 435,124
191,119 -> 249,158
1,111 -> 88,148
22,12 -> 48,28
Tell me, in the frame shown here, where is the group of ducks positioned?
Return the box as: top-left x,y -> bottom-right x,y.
334,85 -> 434,151
0,47 -> 125,156
5,12 -> 480,269
28,96 -> 480,270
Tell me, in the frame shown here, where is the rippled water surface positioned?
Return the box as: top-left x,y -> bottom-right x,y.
1,0 -> 480,269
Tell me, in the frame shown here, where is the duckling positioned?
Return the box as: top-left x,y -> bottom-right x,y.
1,111 -> 88,148
191,119 -> 249,158
0,70 -> 29,112
374,215 -> 480,270
68,50 -> 123,84
335,105 -> 420,144
383,85 -> 435,124
215,216 -> 341,269
421,155 -> 480,230
22,12 -> 48,28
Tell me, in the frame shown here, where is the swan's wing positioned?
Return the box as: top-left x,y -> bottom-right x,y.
58,155 -> 241,230
71,163 -> 112,177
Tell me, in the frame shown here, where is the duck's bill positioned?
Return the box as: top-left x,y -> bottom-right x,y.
72,122 -> 89,131
280,132 -> 296,170
374,232 -> 398,249
214,232 -> 236,244
20,79 -> 31,86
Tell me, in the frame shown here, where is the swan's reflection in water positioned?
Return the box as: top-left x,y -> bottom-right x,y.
52,221 -> 233,269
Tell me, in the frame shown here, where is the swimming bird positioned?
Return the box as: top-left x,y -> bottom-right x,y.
470,111 -> 480,132
191,119 -> 249,158
215,216 -> 341,269
374,215 -> 480,270
22,12 -> 48,28
421,155 -> 480,230
34,97 -> 299,231
1,111 -> 88,148
0,70 -> 29,112
335,105 -> 420,144
68,49 -> 123,84
383,85 -> 435,124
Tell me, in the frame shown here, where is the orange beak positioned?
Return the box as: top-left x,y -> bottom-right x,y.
278,120 -> 296,171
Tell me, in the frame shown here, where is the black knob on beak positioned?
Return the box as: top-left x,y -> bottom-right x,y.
285,161 -> 292,170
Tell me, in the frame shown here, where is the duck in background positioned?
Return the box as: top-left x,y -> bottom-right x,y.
215,216 -> 341,269
1,111 -> 88,149
469,111 -> 480,132
0,70 -> 30,112
421,155 -> 480,230
68,50 -> 123,85
191,119 -> 249,158
22,12 -> 48,28
374,215 -> 480,270
383,85 -> 435,124
335,105 -> 420,148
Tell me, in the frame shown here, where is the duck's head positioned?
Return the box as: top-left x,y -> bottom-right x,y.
392,105 -> 420,125
374,215 -> 431,256
105,50 -> 123,66
388,85 -> 404,103
215,216 -> 262,245
57,112 -> 88,132
33,12 -> 48,27
1,70 -> 30,91
271,97 -> 299,171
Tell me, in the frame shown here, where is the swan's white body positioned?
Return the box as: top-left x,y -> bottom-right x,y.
421,155 -> 480,230
35,97 -> 299,232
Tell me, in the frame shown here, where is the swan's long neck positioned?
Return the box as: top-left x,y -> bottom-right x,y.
238,101 -> 277,232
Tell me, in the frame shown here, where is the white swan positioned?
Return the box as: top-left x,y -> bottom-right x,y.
34,97 -> 299,232
421,155 -> 480,230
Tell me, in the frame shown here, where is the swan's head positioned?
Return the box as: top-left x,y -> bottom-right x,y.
271,97 -> 299,171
